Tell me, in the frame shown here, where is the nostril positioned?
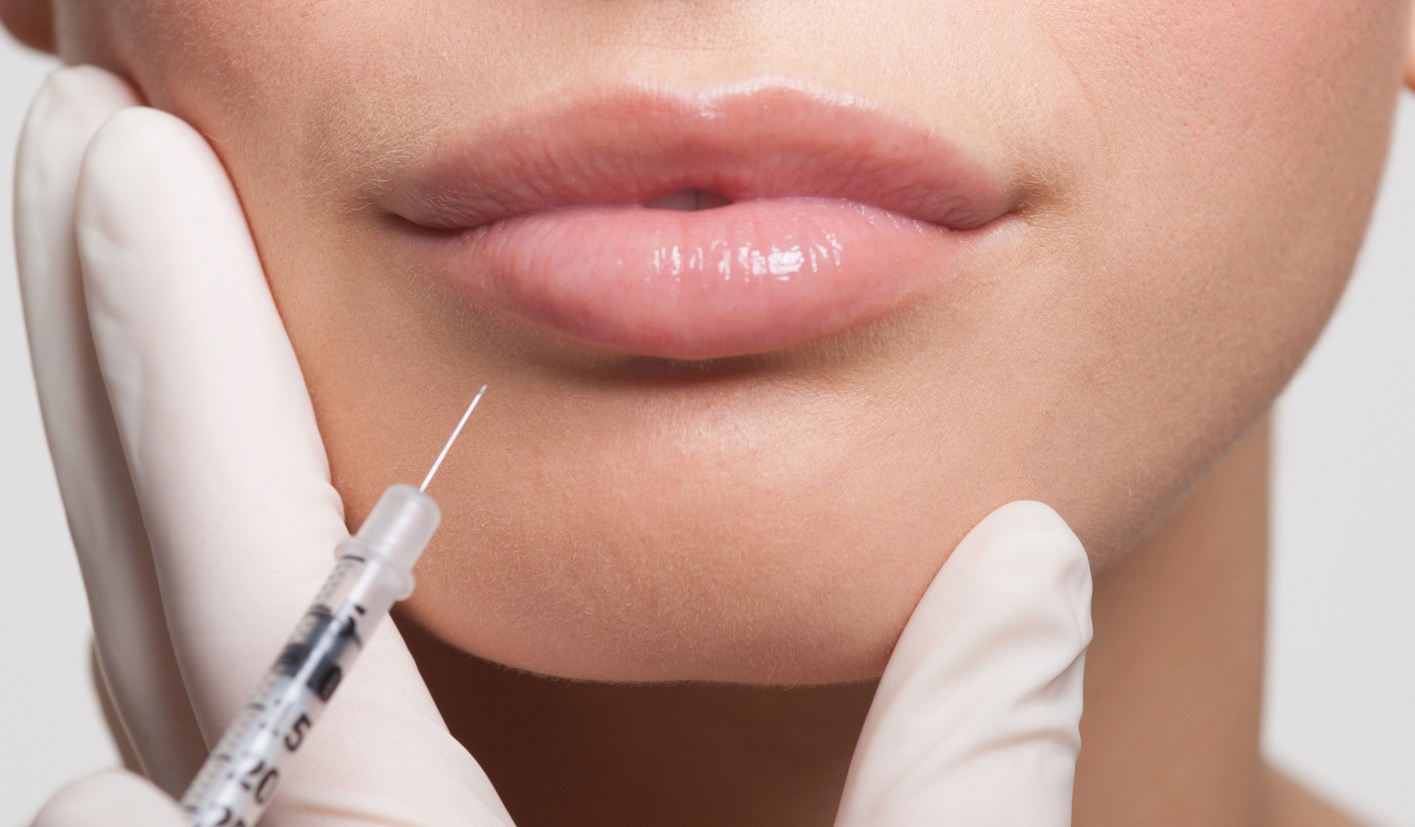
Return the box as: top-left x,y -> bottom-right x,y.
643,189 -> 733,211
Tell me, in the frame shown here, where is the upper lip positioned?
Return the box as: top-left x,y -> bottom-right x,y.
381,83 -> 1015,234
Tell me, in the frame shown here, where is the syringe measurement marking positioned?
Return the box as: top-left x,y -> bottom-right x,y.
196,701 -> 309,824
186,601 -> 364,827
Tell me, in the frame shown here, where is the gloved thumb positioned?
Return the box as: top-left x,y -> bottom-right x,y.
836,500 -> 1093,826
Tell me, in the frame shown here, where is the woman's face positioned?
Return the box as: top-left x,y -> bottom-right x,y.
19,0 -> 1411,682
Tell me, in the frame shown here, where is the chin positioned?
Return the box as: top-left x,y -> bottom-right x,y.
391,440 -> 1008,684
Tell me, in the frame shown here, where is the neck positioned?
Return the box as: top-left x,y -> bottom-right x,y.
401,414 -> 1272,827
1075,413 -> 1270,825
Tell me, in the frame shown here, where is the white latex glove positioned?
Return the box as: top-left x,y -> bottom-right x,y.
17,65 -> 1092,827
834,500 -> 1093,826
17,66 -> 514,827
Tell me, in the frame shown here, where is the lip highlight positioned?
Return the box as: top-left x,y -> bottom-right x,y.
383,83 -> 1015,360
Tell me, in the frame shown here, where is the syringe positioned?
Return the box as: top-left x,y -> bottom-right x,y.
179,385 -> 487,827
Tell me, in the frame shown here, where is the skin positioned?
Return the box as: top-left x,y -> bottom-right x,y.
401,412 -> 1363,827
3,0 -> 1412,824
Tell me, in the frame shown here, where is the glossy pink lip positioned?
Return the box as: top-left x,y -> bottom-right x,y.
383,85 -> 1015,359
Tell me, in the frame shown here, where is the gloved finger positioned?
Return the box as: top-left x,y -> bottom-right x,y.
14,65 -> 208,794
30,770 -> 187,827
76,107 -> 514,825
76,101 -> 348,753
835,501 -> 1093,827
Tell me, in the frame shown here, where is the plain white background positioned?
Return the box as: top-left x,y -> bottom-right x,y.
1,33 -> 1411,827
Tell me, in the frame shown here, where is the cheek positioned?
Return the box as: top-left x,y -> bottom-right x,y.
1005,0 -> 1406,561
1036,0 -> 1402,289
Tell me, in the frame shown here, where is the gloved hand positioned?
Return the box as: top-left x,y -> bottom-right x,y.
18,65 -> 516,827
16,65 -> 1092,827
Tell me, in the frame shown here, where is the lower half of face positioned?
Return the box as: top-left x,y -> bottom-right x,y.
54,0 -> 1410,682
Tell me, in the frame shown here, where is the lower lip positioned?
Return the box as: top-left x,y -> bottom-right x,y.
409,198 -> 970,360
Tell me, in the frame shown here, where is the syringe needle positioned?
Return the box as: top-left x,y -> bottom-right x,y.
419,384 -> 488,493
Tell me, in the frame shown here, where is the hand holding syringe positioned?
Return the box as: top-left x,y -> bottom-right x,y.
18,68 -> 520,826
179,387 -> 484,827
20,66 -> 1091,827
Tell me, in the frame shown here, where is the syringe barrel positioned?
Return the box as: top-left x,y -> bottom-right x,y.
180,485 -> 441,827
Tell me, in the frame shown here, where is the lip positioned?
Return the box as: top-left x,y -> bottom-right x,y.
383,83 -> 1015,360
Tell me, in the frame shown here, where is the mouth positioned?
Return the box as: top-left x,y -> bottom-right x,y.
382,84 -> 1017,360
